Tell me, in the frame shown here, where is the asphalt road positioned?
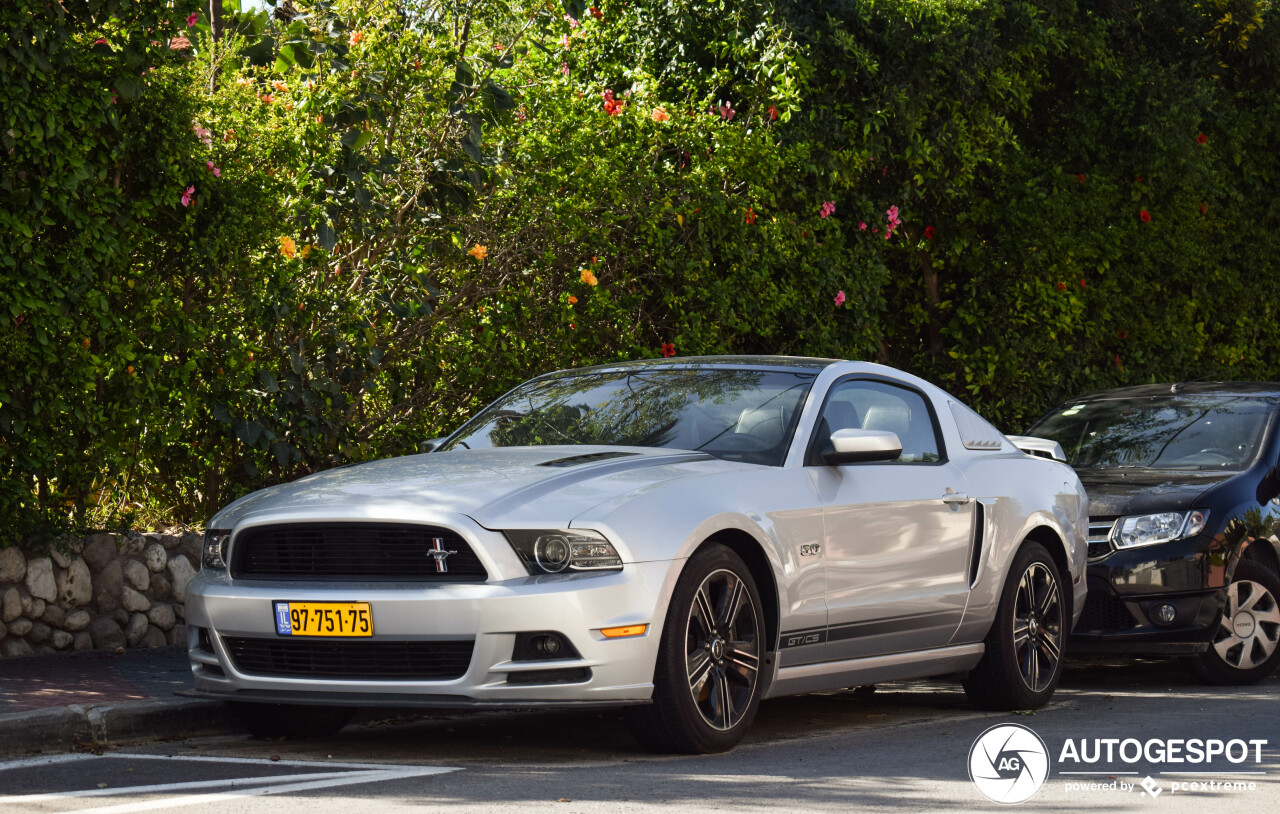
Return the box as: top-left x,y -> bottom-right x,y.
2,658 -> 1278,813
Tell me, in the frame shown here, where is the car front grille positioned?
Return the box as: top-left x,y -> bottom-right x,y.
231,523 -> 488,581
1087,517 -> 1117,560
224,637 -> 474,680
1077,592 -> 1138,633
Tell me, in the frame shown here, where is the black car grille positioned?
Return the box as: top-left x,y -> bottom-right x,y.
231,523 -> 487,581
1077,592 -> 1138,633
224,637 -> 474,680
1087,517 -> 1117,560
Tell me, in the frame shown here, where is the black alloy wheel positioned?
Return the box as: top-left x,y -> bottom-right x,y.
964,541 -> 1067,710
625,543 -> 765,753
1012,561 -> 1064,693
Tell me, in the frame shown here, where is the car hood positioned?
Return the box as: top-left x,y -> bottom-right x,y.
209,446 -> 724,530
1075,468 -> 1235,516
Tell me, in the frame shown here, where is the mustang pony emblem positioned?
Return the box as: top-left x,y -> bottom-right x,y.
428,537 -> 457,572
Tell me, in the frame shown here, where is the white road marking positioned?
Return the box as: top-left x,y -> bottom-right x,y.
0,753 -> 458,813
0,754 -> 95,772
46,768 -> 455,814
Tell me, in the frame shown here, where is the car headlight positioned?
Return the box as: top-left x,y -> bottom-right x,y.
503,529 -> 623,575
1113,511 -> 1208,549
202,529 -> 231,571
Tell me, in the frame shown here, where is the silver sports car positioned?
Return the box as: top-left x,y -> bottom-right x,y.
186,356 -> 1088,753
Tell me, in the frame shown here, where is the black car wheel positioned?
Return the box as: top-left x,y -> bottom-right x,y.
1191,560 -> 1280,685
625,543 -> 765,754
963,541 -> 1066,710
229,701 -> 354,738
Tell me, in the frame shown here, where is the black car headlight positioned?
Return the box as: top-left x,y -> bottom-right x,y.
503,529 -> 623,575
202,529 -> 232,571
1113,511 -> 1208,549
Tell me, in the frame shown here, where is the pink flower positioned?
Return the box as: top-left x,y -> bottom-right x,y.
858,221 -> 867,231
886,205 -> 900,222
718,103 -> 736,121
565,14 -> 579,28
180,185 -> 195,207
186,11 -> 198,27
94,38 -> 108,45
207,160 -> 221,177
560,34 -> 571,48
834,290 -> 846,307
192,125 -> 212,146
560,62 -> 570,76
819,201 -> 836,219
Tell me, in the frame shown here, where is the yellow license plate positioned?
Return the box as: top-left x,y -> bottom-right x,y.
273,601 -> 372,637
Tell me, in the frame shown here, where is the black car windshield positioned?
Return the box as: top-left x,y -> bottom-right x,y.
440,368 -> 816,466
1028,395 -> 1275,471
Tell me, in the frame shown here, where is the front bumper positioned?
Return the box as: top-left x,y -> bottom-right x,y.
185,559 -> 673,705
1069,534 -> 1228,654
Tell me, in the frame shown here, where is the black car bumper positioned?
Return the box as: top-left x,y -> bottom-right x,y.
1069,534 -> 1228,655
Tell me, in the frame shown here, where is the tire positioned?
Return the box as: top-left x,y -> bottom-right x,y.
1189,559 -> 1280,685
963,542 -> 1066,710
228,701 -> 354,739
625,543 -> 766,754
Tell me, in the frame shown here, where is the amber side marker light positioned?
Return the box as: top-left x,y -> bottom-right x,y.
600,624 -> 648,638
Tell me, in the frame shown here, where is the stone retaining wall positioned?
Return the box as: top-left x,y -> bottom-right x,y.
0,532 -> 199,658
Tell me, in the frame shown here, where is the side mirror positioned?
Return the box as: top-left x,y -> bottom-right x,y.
824,429 -> 902,465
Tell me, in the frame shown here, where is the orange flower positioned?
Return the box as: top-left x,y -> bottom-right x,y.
468,244 -> 488,260
126,365 -> 135,375
260,93 -> 274,104
278,236 -> 297,258
567,295 -> 578,304
349,31 -> 364,46
580,269 -> 598,286
272,80 -> 288,92
651,107 -> 670,123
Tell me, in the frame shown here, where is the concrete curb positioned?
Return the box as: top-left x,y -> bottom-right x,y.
0,698 -> 238,756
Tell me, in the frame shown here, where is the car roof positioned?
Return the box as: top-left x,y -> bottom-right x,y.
540,355 -> 842,377
1058,381 -> 1280,402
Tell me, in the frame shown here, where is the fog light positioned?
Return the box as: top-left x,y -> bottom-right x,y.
534,634 -> 562,656
1152,603 -> 1177,625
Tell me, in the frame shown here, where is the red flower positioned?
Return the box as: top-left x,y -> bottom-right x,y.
1077,173 -> 1086,185
1079,278 -> 1087,288
1199,202 -> 1208,215
1117,328 -> 1130,339
767,105 -> 778,121
923,225 -> 936,240
1196,133 -> 1208,144
1056,282 -> 1067,291
1134,174 -> 1144,182
1139,210 -> 1151,222
660,342 -> 676,358
589,6 -> 603,20
744,207 -> 757,225
1114,354 -> 1123,368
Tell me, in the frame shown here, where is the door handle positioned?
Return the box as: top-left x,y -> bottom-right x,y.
942,492 -> 972,505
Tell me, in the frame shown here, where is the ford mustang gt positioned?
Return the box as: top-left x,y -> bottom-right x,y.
186,356 -> 1088,753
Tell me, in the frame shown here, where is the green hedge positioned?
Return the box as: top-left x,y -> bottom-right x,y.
2,0 -> 1279,548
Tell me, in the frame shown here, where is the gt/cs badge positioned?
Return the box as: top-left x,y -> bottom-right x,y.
799,544 -> 821,557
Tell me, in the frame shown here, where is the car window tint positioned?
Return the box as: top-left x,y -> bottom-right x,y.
820,380 -> 940,463
1028,396 -> 1274,471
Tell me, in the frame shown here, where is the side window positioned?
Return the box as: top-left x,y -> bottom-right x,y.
818,379 -> 941,463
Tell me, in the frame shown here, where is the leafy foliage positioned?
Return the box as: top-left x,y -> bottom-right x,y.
2,0 -> 1279,547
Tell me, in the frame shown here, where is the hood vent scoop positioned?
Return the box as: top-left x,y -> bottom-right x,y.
539,451 -> 641,468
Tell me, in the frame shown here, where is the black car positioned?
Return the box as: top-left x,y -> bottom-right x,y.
1026,382 -> 1280,684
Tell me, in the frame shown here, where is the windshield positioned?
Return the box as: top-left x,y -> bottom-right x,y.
440,368 -> 816,466
1028,395 -> 1275,471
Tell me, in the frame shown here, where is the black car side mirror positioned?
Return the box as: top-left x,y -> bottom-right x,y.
1257,466 -> 1280,504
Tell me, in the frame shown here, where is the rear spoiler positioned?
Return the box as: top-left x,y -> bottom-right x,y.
1006,435 -> 1067,463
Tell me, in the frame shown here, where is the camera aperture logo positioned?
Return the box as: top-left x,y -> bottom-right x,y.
969,724 -> 1051,804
